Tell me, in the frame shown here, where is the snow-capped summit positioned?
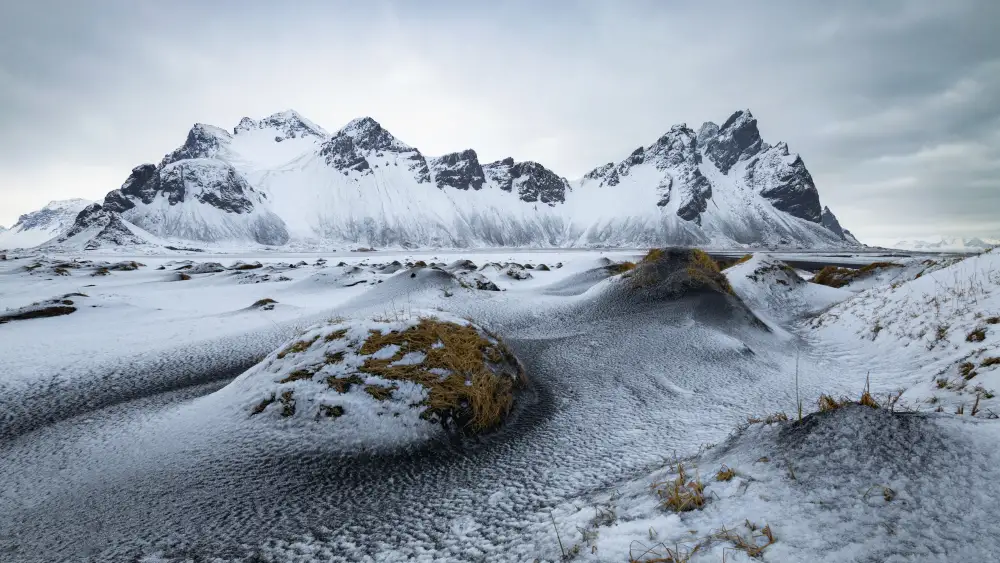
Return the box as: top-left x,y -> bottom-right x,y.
0,198 -> 92,250
47,108 -> 861,250
234,109 -> 328,140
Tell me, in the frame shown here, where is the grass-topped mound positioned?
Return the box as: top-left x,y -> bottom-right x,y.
812,261 -> 900,288
232,313 -> 526,444
612,248 -> 735,297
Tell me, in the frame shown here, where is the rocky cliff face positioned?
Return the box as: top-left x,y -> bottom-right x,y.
428,150 -> 486,191
483,158 -> 570,206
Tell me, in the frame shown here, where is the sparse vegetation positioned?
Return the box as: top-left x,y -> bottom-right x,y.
276,335 -> 320,359
812,261 -> 900,288
715,465 -> 737,482
960,362 -> 977,380
686,249 -> 735,294
981,357 -> 1000,368
252,298 -> 278,309
355,318 -> 525,432
607,261 -> 637,274
715,520 -> 776,559
651,464 -> 705,513
966,328 -> 987,342
747,412 -> 788,425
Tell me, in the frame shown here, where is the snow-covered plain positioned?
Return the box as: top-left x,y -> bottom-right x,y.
1,248 -> 998,562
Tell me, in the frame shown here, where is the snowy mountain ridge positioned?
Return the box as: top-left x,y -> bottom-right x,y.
0,198 -> 92,250
892,236 -> 999,252
33,109 -> 860,250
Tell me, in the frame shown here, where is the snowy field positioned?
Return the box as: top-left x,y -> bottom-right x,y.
1,248 -> 998,562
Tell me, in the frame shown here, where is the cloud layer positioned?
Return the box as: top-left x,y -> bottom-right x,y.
1,0 -> 996,244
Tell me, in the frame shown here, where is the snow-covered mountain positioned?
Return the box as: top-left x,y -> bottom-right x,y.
0,199 -> 92,250
892,237 -> 999,252
51,109 -> 859,250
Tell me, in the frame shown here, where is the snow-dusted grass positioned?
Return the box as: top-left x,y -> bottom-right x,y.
222,312 -> 525,448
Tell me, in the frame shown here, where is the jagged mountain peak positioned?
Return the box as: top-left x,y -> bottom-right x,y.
161,123 -> 232,167
235,109 -> 328,139
704,109 -> 764,174
333,116 -> 411,151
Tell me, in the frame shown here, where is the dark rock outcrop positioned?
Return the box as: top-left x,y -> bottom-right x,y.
483,158 -> 570,205
744,143 -> 822,223
704,110 -> 765,174
429,150 -> 486,191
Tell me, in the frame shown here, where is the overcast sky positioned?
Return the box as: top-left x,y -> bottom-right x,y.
1,0 -> 997,245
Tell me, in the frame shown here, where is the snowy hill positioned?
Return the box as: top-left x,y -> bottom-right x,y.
49,109 -> 859,250
0,199 -> 91,250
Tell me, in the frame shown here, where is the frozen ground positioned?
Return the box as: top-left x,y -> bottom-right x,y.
0,248 -> 997,562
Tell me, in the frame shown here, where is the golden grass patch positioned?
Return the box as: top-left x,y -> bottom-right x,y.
652,464 -> 705,513
356,318 -> 523,432
715,465 -> 737,482
747,412 -> 789,425
966,328 -> 987,342
276,335 -> 320,359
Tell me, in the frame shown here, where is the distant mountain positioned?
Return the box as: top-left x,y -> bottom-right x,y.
892,237 -> 1000,252
47,109 -> 859,250
0,199 -> 92,250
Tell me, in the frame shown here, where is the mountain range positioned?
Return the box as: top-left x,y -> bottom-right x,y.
0,198 -> 92,250
891,237 -> 999,252
4,109 -> 862,251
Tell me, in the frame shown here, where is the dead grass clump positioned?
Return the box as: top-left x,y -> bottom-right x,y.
716,520 -> 776,558
325,350 -> 346,364
364,383 -> 397,401
716,465 -> 737,482
276,335 -> 320,359
643,248 -> 665,263
985,317 -> 1000,325
252,298 -> 277,308
981,357 -> 1000,368
607,261 -> 637,274
320,404 -> 345,418
251,395 -> 276,415
279,390 -> 295,416
813,261 -> 900,288
92,267 -> 111,276
967,328 -> 987,342
356,318 -> 523,432
652,464 -> 706,513
177,272 -> 191,281
232,262 -> 263,270
858,390 -> 880,408
747,412 -> 789,425
628,541 -> 704,563
324,328 -> 349,342
736,253 -> 753,265
959,362 -> 978,380
687,249 -> 735,294
817,394 -> 843,412
278,369 -> 315,384
327,374 -> 363,393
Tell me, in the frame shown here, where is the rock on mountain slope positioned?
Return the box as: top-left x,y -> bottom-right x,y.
0,199 -> 91,250
49,109 -> 859,249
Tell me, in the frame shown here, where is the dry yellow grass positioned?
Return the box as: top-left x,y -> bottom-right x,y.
747,412 -> 788,425
981,357 -> 1000,368
966,328 -> 987,342
716,520 -> 776,558
687,249 -> 735,294
817,394 -> 843,412
813,261 -> 899,288
715,465 -> 737,482
608,261 -> 637,274
652,464 -> 706,513
643,248 -> 665,263
276,335 -> 320,359
357,318 -> 524,432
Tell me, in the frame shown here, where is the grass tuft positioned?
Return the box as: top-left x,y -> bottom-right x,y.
966,328 -> 987,342
355,318 -> 524,432
747,412 -> 788,425
981,357 -> 1000,368
715,520 -> 776,558
715,465 -> 737,482
652,464 -> 706,513
276,335 -> 320,359
812,261 -> 899,288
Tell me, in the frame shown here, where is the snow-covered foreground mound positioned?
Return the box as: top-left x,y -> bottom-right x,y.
725,254 -> 850,328
216,313 -> 525,450
4,248 -> 1000,562
810,250 -> 1000,415
552,404 -> 1000,562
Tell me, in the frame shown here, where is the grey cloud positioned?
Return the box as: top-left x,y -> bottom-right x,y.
0,0 -> 996,243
